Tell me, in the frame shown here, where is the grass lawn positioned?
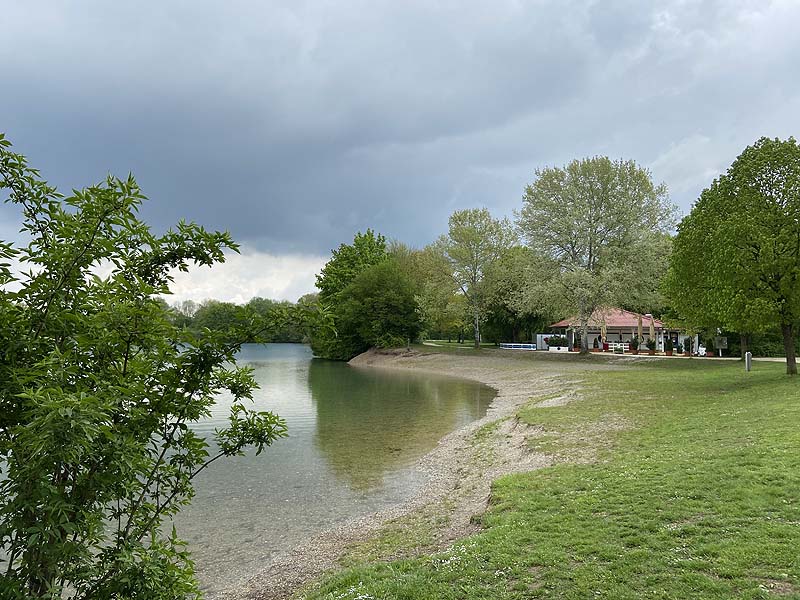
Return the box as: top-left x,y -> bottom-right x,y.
304,358 -> 800,599
420,340 -> 498,351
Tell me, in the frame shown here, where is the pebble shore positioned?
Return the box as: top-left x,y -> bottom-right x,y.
223,348 -> 619,600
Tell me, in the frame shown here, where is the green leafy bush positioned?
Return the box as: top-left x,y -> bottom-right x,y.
547,335 -> 568,348
0,134 -> 287,599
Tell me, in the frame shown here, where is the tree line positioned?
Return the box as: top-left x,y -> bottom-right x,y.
307,156 -> 674,363
164,297 -> 311,344
307,139 -> 800,376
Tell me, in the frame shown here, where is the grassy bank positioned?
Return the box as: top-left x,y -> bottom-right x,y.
304,356 -> 800,599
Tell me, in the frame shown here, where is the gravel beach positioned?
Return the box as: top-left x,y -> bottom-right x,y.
223,348 -> 620,600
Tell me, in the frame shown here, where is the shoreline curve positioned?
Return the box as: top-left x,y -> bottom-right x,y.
223,347 -> 613,600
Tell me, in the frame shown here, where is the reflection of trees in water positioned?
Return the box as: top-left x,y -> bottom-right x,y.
308,360 -> 493,490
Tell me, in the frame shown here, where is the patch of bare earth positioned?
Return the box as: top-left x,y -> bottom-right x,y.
223,348 -> 621,600
753,577 -> 798,596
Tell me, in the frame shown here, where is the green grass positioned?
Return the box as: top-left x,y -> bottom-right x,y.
415,340 -> 498,354
303,359 -> 800,599
338,504 -> 453,568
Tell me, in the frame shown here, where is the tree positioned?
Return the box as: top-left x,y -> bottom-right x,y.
662,177 -> 752,358
315,229 -> 387,302
311,259 -> 420,360
437,208 -> 515,348
167,299 -> 199,328
310,230 -> 390,359
517,157 -> 675,353
0,134 -> 287,598
337,260 -> 422,353
191,299 -> 245,341
244,297 -> 302,343
482,246 -> 549,343
665,137 -> 800,375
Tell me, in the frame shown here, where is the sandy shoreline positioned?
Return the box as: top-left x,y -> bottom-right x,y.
223,348 -> 618,600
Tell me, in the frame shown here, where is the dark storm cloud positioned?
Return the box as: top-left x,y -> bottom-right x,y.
2,0 -> 799,256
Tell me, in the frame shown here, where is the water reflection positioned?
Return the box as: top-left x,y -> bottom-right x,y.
175,344 -> 494,597
309,360 -> 494,490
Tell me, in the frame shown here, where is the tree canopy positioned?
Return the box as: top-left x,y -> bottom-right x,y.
665,137 -> 800,374
176,297 -> 304,344
337,260 -> 422,352
517,157 -> 675,353
310,230 -> 410,360
315,229 -> 388,302
436,208 -> 515,347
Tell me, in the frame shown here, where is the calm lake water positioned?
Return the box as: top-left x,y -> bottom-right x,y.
173,344 -> 495,596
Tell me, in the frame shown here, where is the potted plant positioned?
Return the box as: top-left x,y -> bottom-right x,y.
572,337 -> 581,352
676,342 -> 683,355
683,337 -> 692,357
629,336 -> 640,355
645,337 -> 656,355
592,337 -> 601,352
547,335 -> 569,352
665,338 -> 674,356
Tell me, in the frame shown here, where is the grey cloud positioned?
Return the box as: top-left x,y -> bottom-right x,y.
2,0 -> 799,256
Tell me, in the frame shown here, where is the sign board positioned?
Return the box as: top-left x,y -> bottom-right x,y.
714,336 -> 728,349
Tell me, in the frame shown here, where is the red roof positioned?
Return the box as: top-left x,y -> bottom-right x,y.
550,307 -> 665,329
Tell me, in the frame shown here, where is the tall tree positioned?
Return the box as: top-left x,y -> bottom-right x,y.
315,229 -> 387,302
482,246 -> 549,343
662,178 -> 752,358
666,137 -> 800,374
337,259 -> 422,354
409,245 -> 459,340
310,229 -> 390,359
517,157 -> 675,353
0,134 -> 286,598
437,208 -> 515,348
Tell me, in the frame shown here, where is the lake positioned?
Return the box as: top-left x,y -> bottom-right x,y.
173,344 -> 495,596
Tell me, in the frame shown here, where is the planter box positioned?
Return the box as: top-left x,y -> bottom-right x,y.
548,346 -> 570,353
665,350 -> 673,356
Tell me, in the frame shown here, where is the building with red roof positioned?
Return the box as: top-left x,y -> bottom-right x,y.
547,307 -> 681,352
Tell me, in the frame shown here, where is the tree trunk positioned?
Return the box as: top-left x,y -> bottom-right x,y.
580,318 -> 590,355
473,312 -> 480,349
739,333 -> 751,361
781,323 -> 797,376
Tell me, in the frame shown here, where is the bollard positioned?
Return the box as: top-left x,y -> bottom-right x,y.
745,351 -> 752,372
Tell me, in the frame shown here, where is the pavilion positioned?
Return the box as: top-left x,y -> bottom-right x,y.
548,307 -> 682,351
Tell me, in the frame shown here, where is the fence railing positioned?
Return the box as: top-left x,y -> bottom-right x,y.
607,342 -> 630,352
499,343 -> 537,351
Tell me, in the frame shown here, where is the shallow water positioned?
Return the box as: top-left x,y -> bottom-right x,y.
173,344 -> 495,596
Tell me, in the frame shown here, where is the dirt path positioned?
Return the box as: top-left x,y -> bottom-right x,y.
224,349 -> 618,600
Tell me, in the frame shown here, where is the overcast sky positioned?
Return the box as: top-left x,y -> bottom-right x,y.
2,1 -> 798,303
